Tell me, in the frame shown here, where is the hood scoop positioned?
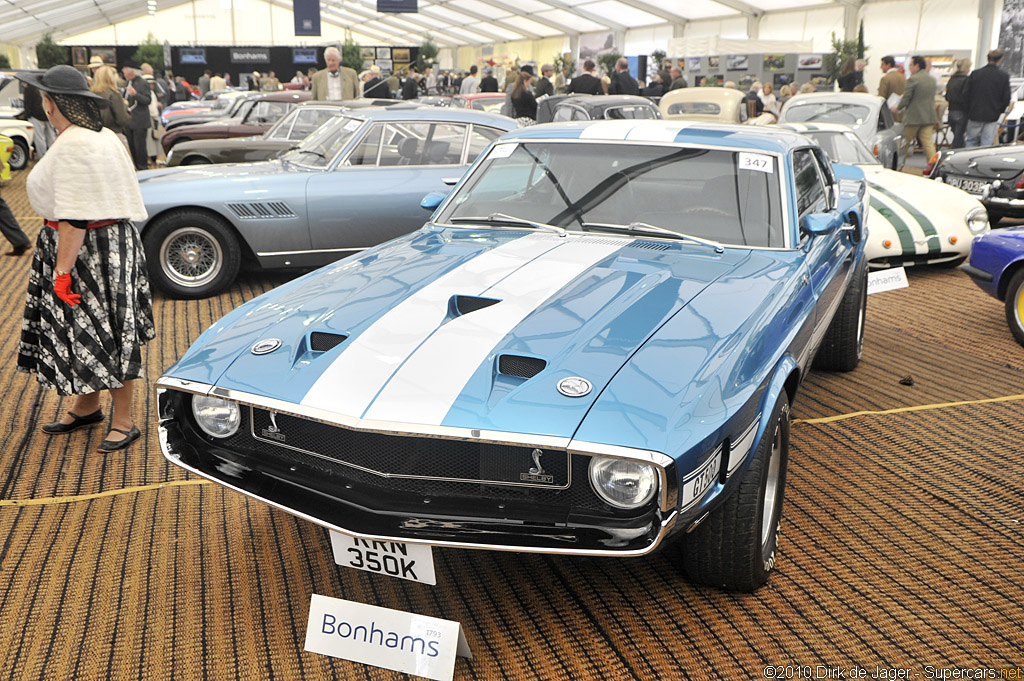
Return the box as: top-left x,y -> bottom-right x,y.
309,331 -> 348,353
497,354 -> 547,379
450,295 -> 500,317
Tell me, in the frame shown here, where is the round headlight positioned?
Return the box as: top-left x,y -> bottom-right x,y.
192,395 -> 240,438
589,457 -> 658,509
966,207 -> 989,235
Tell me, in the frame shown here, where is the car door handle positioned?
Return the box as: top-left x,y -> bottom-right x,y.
442,177 -> 460,186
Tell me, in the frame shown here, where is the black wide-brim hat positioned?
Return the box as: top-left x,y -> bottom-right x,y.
15,65 -> 109,106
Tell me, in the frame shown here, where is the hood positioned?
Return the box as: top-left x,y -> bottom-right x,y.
138,159 -> 292,185
166,229 -> 754,438
940,147 -> 1024,180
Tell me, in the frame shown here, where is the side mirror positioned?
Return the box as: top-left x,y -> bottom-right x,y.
420,191 -> 447,211
802,212 -> 839,236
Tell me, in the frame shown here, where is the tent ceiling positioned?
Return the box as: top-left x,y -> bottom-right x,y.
1,0 -> 847,48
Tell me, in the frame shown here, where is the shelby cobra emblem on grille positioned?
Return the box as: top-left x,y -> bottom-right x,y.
520,448 -> 554,484
261,411 -> 286,442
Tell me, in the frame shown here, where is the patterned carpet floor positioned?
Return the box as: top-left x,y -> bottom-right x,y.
0,164 -> 1021,680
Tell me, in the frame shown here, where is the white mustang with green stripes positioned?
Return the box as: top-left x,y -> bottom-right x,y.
779,123 -> 991,268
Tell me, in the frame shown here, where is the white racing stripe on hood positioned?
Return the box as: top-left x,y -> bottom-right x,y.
362,238 -> 625,425
300,234 -> 562,416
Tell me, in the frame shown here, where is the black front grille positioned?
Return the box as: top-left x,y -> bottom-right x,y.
247,407 -> 570,487
498,355 -> 547,379
206,403 -> 616,513
309,332 -> 348,352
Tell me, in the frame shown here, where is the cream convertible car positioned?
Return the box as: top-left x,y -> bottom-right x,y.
659,87 -> 777,126
780,123 -> 989,268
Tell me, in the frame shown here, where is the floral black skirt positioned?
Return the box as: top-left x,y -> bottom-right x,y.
17,220 -> 156,396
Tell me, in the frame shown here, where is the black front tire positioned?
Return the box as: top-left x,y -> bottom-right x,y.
182,156 -> 212,165
143,209 -> 241,298
680,391 -> 791,592
813,260 -> 868,372
9,138 -> 29,170
1004,269 -> 1024,348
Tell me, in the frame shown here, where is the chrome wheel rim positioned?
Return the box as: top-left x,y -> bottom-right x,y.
160,226 -> 223,289
1015,285 -> 1024,334
856,285 -> 866,358
760,424 -> 783,548
9,143 -> 26,169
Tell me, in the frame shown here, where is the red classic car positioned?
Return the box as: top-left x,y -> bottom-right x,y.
160,90 -> 310,154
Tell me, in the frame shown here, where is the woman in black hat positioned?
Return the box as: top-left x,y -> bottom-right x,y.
15,65 -> 155,453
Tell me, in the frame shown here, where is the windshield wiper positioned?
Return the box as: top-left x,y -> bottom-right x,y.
294,149 -> 328,161
582,221 -> 725,253
448,213 -> 567,237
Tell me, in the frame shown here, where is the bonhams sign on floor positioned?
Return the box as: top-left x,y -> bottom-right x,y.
305,595 -> 472,680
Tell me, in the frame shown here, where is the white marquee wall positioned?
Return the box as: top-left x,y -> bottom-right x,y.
15,0 -> 997,84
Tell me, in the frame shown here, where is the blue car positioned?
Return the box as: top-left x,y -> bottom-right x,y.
136,107 -> 518,297
157,121 -> 869,591
962,227 -> 1024,347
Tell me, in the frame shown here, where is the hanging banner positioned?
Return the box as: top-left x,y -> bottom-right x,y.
378,0 -> 418,13
293,0 -> 321,36
230,47 -> 270,64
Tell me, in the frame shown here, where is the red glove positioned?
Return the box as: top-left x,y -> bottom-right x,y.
54,273 -> 81,307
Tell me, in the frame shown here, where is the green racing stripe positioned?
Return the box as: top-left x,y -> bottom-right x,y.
870,182 -> 941,255
869,195 -> 916,256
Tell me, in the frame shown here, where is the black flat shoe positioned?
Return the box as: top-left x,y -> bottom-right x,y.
6,244 -> 30,257
41,409 -> 105,434
97,425 -> 141,453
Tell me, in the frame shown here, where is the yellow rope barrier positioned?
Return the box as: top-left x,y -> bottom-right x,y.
793,392 -> 1024,426
0,479 -> 210,508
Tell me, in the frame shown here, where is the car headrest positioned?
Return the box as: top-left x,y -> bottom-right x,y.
426,140 -> 450,163
398,137 -> 419,159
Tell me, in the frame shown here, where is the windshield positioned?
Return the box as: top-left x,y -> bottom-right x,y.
436,141 -> 786,248
605,105 -> 659,120
803,131 -> 879,165
280,115 -> 364,168
783,102 -> 870,127
472,99 -> 504,113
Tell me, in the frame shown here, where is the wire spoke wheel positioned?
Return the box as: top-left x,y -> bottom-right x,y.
160,227 -> 224,288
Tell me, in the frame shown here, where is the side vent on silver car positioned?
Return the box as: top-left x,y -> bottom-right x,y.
450,295 -> 500,316
497,355 -> 547,379
309,332 -> 348,352
226,202 -> 297,219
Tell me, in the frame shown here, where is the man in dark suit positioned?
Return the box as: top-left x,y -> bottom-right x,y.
566,60 -> 603,95
535,64 -> 555,97
401,71 -> 421,100
963,49 -> 1011,147
479,68 -> 499,93
607,57 -> 639,96
121,63 -> 152,170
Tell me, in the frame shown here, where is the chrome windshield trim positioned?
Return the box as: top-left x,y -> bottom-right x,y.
159,424 -> 678,558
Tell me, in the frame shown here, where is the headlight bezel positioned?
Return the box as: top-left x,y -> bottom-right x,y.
191,394 -> 241,439
966,206 -> 989,235
588,456 -> 659,510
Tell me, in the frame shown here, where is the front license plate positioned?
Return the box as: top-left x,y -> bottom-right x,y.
329,530 -> 437,585
682,449 -> 723,508
947,176 -> 987,195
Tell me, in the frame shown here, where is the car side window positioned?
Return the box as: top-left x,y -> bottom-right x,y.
877,108 -> 889,131
466,126 -> 505,164
552,106 -> 574,122
793,149 -> 827,217
378,122 -> 466,166
346,124 -> 383,166
248,100 -> 291,125
571,107 -> 591,121
286,109 -> 337,141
